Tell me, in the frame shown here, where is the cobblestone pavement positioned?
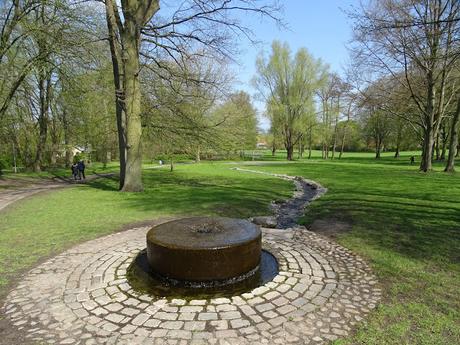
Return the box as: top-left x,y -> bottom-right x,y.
2,226 -> 380,345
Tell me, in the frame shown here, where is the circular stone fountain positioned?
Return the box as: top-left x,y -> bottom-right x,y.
146,217 -> 261,283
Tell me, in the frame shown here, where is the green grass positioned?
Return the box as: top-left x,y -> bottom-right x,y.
0,151 -> 459,344
249,152 -> 460,345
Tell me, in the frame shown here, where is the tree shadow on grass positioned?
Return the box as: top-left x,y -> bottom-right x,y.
85,168 -> 291,220
305,193 -> 460,265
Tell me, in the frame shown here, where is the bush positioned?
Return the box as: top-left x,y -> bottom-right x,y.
73,153 -> 87,164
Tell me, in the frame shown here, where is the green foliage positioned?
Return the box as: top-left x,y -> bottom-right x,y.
212,91 -> 258,153
254,40 -> 327,159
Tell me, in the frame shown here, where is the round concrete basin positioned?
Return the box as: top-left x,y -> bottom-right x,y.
146,217 -> 261,282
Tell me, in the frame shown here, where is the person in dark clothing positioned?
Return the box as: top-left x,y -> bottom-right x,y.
71,163 -> 78,180
410,156 -> 415,165
77,160 -> 86,180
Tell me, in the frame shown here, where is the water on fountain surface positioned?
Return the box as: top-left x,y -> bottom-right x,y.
126,249 -> 278,300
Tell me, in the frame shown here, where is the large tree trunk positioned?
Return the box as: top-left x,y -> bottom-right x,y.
375,138 -> 381,159
50,143 -> 58,166
420,126 -> 434,171
121,25 -> 143,192
435,132 -> 440,160
286,145 -> 294,161
104,0 -> 126,190
420,79 -> 436,172
104,0 -> 160,191
33,71 -> 51,172
285,128 -> 294,160
440,126 -> 448,160
445,97 -> 460,172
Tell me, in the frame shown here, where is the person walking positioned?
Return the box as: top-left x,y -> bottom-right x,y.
77,160 -> 86,180
71,163 -> 78,180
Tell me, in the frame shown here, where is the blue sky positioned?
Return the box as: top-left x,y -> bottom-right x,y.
233,0 -> 361,129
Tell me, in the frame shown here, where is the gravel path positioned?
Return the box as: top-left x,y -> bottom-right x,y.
0,174 -> 114,212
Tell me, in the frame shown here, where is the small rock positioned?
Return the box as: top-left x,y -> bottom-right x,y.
250,216 -> 278,228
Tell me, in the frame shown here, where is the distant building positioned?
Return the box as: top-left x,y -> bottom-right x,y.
256,141 -> 268,149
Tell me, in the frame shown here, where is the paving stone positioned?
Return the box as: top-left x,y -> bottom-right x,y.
178,312 -> 196,321
183,321 -> 206,331
144,319 -> 161,328
156,312 -> 178,321
105,303 -> 123,312
216,304 -> 237,312
160,321 -> 184,330
210,320 -> 228,330
105,313 -> 125,324
132,313 -> 150,326
255,303 -> 275,312
121,307 -> 139,317
268,316 -> 287,327
180,306 -> 203,313
230,319 -> 250,328
215,330 -> 238,338
198,313 -> 218,321
219,311 -> 241,320
272,297 -> 289,306
239,305 -> 257,316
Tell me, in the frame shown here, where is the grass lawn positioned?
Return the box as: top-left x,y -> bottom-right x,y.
0,151 -> 459,344
253,151 -> 460,345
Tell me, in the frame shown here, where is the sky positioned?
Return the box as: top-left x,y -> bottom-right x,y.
232,0 -> 361,130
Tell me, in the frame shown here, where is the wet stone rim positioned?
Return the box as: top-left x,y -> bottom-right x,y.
2,226 -> 381,345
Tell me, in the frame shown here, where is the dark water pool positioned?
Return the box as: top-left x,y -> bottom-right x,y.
126,249 -> 279,300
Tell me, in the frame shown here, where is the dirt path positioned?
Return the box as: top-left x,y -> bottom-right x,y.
0,173 -> 114,212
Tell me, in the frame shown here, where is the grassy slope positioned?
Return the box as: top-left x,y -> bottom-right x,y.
252,151 -> 460,345
1,152 -> 459,344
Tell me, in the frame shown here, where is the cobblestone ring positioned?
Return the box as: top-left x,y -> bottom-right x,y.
2,226 -> 381,345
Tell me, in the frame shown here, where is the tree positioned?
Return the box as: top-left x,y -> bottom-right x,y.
103,0 -> 280,191
350,0 -> 460,171
0,0 -> 41,118
212,91 -> 258,156
254,41 -> 326,160
445,95 -> 460,171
